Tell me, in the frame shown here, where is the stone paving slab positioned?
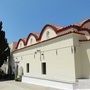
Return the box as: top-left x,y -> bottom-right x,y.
0,80 -> 61,90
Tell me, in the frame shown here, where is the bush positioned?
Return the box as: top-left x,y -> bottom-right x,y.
0,69 -> 6,78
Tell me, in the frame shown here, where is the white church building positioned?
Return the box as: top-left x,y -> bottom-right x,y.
10,19 -> 90,90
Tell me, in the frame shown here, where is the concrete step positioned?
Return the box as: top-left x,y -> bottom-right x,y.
75,79 -> 90,89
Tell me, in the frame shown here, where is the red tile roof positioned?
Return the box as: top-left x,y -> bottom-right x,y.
12,19 -> 90,51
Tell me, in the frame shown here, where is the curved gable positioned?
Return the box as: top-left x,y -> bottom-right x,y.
39,24 -> 57,41
79,30 -> 90,40
81,19 -> 90,29
16,39 -> 25,49
26,33 -> 37,46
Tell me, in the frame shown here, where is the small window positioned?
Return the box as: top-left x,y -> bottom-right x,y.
20,43 -> 22,47
46,31 -> 50,39
30,38 -> 32,44
42,62 -> 46,74
26,63 -> 29,73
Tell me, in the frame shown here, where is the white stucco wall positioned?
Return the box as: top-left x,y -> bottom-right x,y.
72,34 -> 83,79
73,32 -> 90,79
80,41 -> 90,79
13,33 -> 76,83
71,34 -> 90,79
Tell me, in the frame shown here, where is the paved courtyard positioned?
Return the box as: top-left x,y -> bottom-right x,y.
0,80 -> 60,90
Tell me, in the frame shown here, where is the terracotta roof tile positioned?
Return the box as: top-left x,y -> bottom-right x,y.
49,24 -> 63,30
13,19 -> 90,51
32,32 -> 40,37
22,38 -> 27,42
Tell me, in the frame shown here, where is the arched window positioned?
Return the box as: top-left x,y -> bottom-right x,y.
46,31 -> 50,39
30,38 -> 33,44
20,43 -> 22,47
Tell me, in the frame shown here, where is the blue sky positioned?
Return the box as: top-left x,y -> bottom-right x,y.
0,0 -> 90,43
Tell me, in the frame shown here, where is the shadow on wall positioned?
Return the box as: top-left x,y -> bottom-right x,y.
81,43 -> 90,79
10,53 -> 15,75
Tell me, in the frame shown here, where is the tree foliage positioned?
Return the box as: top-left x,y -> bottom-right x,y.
0,21 -> 10,67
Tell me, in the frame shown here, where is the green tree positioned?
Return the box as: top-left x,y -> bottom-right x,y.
0,21 -> 10,67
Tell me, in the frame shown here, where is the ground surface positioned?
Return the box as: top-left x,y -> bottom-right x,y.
0,80 -> 60,90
